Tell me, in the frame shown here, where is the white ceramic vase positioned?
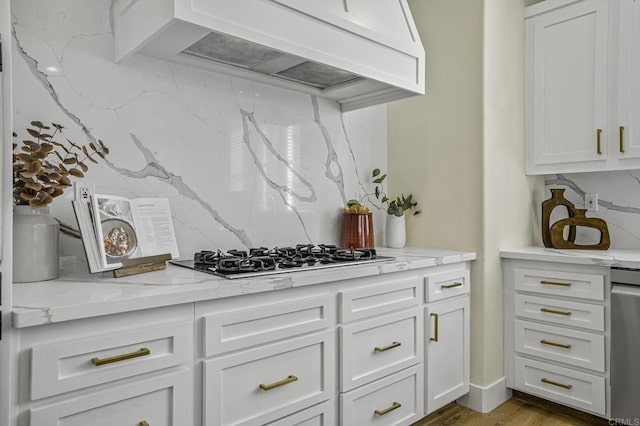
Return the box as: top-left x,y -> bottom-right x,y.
13,205 -> 60,283
385,214 -> 406,248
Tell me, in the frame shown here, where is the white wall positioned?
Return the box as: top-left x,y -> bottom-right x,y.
389,0 -> 543,399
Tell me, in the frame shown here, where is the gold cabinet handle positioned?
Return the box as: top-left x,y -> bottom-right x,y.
139,421 -> 149,426
375,341 -> 401,352
540,280 -> 572,287
541,377 -> 572,390
259,375 -> 298,391
91,347 -> 150,366
540,339 -> 572,349
540,307 -> 572,316
620,126 -> 625,153
596,128 -> 602,154
441,282 -> 462,289
430,313 -> 439,342
374,401 -> 402,416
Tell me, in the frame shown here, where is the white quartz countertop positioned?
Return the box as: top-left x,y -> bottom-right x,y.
501,246 -> 640,268
12,247 -> 476,328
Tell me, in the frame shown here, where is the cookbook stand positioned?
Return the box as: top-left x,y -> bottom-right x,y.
112,253 -> 172,278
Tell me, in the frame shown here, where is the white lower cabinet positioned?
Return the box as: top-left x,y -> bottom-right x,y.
203,331 -> 335,426
503,259 -> 608,418
266,400 -> 336,426
30,369 -> 193,426
425,296 -> 470,414
340,365 -> 424,426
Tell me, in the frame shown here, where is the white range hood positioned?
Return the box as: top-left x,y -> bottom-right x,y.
113,0 -> 425,111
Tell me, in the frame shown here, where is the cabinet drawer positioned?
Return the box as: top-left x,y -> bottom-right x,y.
515,294 -> 604,331
341,365 -> 423,426
514,320 -> 604,372
30,368 -> 193,425
267,400 -> 335,426
514,268 -> 604,300
204,331 -> 335,426
424,268 -> 470,302
340,309 -> 422,392
30,321 -> 192,400
339,276 -> 420,323
202,294 -> 334,356
515,357 -> 605,416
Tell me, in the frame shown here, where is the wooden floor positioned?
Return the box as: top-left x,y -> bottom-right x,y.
413,393 -> 610,426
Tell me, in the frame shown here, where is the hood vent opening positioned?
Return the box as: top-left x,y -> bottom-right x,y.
182,31 -> 363,90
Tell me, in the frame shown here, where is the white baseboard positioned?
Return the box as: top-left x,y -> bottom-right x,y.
456,377 -> 512,413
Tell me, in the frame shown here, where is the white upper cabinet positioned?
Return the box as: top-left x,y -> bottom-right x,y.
112,0 -> 425,111
525,0 -> 640,174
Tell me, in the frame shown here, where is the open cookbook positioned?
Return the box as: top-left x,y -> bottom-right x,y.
72,187 -> 179,273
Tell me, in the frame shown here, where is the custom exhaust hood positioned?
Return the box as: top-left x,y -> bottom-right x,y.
113,0 -> 425,111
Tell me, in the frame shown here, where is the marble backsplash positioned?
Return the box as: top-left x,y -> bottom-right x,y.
11,0 -> 387,258
546,171 -> 640,249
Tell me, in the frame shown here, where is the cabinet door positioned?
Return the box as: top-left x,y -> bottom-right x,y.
617,0 -> 640,161
526,0 -> 609,173
425,296 -> 469,414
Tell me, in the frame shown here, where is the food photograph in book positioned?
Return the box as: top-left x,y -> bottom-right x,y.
95,196 -> 139,264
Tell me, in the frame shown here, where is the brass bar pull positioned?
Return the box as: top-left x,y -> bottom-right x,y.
430,313 -> 439,342
620,126 -> 625,153
541,377 -> 573,390
375,341 -> 401,352
139,421 -> 150,426
540,339 -> 572,349
259,375 -> 298,391
374,401 -> 402,416
540,280 -> 572,287
441,282 -> 463,289
597,128 -> 602,154
91,347 -> 150,366
540,307 -> 572,316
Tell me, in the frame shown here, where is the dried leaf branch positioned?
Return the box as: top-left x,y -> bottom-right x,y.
13,121 -> 110,208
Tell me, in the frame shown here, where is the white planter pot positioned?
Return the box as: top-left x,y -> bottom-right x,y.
13,205 -> 60,283
385,214 -> 406,248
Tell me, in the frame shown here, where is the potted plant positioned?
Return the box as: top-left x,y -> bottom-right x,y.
12,121 -> 109,282
371,168 -> 420,248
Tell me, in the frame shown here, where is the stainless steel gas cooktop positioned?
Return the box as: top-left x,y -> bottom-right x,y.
170,244 -> 394,279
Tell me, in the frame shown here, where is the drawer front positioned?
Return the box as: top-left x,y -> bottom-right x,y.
340,309 -> 423,392
340,276 -> 420,323
31,321 -> 193,400
424,268 -> 470,302
515,357 -> 605,416
204,331 -> 335,426
267,400 -> 336,426
203,294 -> 334,356
30,368 -> 193,425
514,268 -> 604,300
515,294 -> 604,331
514,320 -> 604,372
341,365 -> 423,426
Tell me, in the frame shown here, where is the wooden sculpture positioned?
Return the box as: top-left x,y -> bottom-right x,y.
550,209 -> 610,250
541,188 -> 576,248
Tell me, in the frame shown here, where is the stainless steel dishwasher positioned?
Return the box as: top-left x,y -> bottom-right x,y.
611,267 -> 640,423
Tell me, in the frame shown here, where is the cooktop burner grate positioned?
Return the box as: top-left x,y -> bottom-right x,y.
170,244 -> 393,279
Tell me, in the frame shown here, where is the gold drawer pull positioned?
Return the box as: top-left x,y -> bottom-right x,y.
540,339 -> 572,349
374,401 -> 402,416
540,280 -> 572,287
430,313 -> 439,342
540,307 -> 572,316
620,126 -> 625,153
259,375 -> 298,391
139,421 -> 149,426
541,377 -> 573,390
596,128 -> 602,154
375,341 -> 401,352
441,282 -> 463,289
91,347 -> 150,366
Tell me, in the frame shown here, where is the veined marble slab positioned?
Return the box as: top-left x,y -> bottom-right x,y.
501,246 -> 640,268
12,248 -> 476,328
